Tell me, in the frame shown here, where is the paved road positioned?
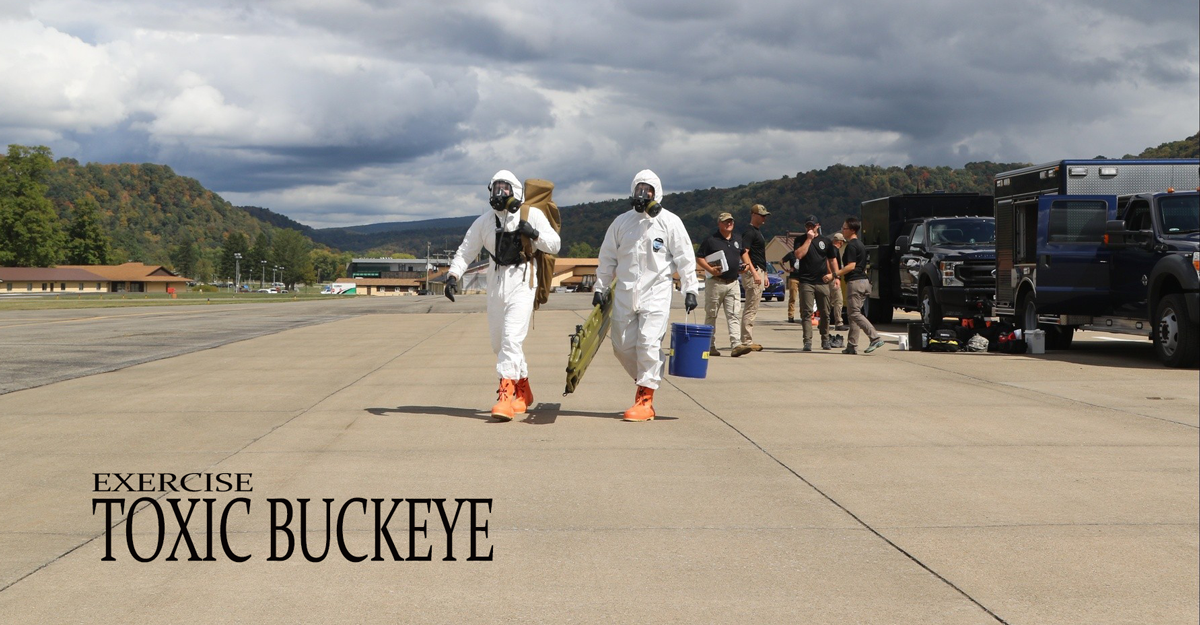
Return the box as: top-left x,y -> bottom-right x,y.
0,294 -> 593,394
0,295 -> 1195,623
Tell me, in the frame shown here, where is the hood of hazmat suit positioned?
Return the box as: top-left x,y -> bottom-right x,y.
489,170 -> 524,208
630,169 -> 663,204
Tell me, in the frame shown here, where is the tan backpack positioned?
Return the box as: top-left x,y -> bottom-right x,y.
519,179 -> 561,310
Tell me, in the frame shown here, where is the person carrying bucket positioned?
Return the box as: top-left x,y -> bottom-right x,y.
594,169 -> 699,422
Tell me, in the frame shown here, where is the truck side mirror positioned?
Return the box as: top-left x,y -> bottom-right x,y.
895,236 -> 910,252
1103,220 -> 1128,248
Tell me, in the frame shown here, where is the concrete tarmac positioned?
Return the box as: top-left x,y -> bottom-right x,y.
0,294 -> 1195,623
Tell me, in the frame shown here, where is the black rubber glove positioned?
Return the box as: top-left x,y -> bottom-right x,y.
517,219 -> 539,240
684,292 -> 697,313
592,289 -> 605,308
444,275 -> 457,302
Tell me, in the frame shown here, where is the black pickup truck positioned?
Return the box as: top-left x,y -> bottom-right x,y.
993,159 -> 1200,366
860,193 -> 994,325
893,216 -> 996,327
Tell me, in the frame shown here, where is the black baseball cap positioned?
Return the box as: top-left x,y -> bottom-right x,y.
804,215 -> 819,226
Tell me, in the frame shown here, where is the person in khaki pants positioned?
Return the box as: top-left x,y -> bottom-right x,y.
697,212 -> 753,357
781,250 -> 801,322
829,232 -> 848,331
739,204 -> 769,351
836,217 -> 885,354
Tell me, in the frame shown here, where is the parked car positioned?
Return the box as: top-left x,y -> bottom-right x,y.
740,270 -> 785,301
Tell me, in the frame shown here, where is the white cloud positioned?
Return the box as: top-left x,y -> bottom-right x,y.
0,0 -> 1195,228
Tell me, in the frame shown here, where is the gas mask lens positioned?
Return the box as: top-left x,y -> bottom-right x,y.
490,181 -> 516,212
631,183 -> 655,212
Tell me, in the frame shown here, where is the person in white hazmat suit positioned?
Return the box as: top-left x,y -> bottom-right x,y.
593,169 -> 699,422
444,170 -> 561,421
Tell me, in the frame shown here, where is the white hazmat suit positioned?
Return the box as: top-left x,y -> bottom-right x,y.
594,170 -> 699,390
449,171 -> 561,380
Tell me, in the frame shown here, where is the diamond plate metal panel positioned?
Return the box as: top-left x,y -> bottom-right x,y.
1064,163 -> 1200,195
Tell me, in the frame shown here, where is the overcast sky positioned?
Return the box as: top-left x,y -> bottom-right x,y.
1,0 -> 1196,228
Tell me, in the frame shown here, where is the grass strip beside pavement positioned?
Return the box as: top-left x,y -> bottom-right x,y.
0,292 -> 339,311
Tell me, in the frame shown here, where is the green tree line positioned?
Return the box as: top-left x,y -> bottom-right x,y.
1,144 -> 350,285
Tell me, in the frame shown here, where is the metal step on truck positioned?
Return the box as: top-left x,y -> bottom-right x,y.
992,159 -> 1200,367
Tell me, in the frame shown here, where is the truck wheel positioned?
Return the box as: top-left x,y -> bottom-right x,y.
866,298 -> 893,324
1154,294 -> 1199,368
1047,327 -> 1074,350
920,285 -> 943,329
1020,294 -> 1039,333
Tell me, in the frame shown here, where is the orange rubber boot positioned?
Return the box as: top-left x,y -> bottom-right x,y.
513,378 -> 533,414
622,386 -> 655,422
491,379 -> 517,422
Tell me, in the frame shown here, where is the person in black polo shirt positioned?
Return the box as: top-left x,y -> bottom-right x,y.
739,204 -> 770,352
835,217 -> 884,354
792,215 -> 838,351
697,212 -> 753,357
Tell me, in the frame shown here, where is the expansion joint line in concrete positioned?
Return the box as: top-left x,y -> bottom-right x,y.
0,314 -> 466,596
663,379 -> 1011,625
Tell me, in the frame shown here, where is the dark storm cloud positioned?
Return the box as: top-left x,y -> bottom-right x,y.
2,0 -> 1195,225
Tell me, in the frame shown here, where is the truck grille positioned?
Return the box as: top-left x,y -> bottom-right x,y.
957,262 -> 996,287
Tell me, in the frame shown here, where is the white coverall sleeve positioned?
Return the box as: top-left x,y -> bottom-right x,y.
594,219 -> 620,294
449,214 -> 488,279
528,209 -> 560,255
669,218 -> 699,295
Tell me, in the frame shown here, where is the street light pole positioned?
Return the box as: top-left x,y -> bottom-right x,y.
279,266 -> 285,290
260,260 -> 266,288
234,253 -> 242,296
425,241 -> 431,294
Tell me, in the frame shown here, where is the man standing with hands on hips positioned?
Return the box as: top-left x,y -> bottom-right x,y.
739,204 -> 770,352
594,169 -> 699,421
697,212 -> 752,358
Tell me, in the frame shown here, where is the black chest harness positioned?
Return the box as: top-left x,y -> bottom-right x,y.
493,215 -> 526,267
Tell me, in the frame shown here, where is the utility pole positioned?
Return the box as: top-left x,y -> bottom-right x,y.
425,241 -> 431,293
234,253 -> 242,296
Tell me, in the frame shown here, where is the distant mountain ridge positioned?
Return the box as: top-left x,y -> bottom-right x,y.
33,132 -> 1197,260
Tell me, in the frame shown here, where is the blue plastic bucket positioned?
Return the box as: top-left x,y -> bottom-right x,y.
668,322 -> 715,379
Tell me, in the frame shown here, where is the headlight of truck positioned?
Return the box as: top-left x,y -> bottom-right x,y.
940,261 -> 963,287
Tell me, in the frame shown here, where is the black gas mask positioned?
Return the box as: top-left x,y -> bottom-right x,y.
631,183 -> 660,217
490,181 -> 520,213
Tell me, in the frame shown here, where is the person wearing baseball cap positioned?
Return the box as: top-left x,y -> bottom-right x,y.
829,232 -> 849,332
696,212 -> 754,357
792,215 -> 838,351
739,204 -> 770,352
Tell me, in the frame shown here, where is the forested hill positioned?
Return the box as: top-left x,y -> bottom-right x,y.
45,159 -> 286,263
24,132 -> 1197,261
240,205 -> 314,235
1126,132 -> 1198,159
559,161 -> 1027,251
